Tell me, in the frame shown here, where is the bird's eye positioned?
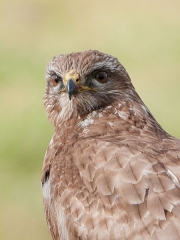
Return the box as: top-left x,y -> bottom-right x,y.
51,75 -> 61,86
95,72 -> 108,83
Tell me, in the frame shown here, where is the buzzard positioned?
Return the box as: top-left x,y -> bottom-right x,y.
42,50 -> 180,240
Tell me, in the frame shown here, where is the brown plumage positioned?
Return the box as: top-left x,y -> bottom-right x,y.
42,50 -> 180,240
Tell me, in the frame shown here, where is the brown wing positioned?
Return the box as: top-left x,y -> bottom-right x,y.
42,99 -> 180,240
42,132 -> 180,240
73,136 -> 180,240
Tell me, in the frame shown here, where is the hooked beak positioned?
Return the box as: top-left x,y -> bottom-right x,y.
63,69 -> 97,100
66,78 -> 80,100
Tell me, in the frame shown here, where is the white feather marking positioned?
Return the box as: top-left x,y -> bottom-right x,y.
79,118 -> 94,128
118,111 -> 128,120
49,137 -> 54,146
79,111 -> 98,128
114,109 -> 128,120
167,169 -> 180,187
42,179 -> 50,200
141,105 -> 148,114
58,93 -> 74,121
91,111 -> 98,118
129,106 -> 141,116
106,105 -> 112,109
56,205 -> 70,240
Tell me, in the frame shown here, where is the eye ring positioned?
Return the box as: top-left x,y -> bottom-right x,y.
51,75 -> 61,86
95,71 -> 108,83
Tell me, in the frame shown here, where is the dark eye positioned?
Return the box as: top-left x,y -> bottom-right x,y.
51,75 -> 61,86
95,72 -> 108,83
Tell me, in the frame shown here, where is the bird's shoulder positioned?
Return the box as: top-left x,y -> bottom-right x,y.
42,100 -> 180,239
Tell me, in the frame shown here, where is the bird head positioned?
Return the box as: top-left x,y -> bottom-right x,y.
44,50 -> 135,126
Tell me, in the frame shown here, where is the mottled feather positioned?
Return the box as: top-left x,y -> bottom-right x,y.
42,50 -> 180,240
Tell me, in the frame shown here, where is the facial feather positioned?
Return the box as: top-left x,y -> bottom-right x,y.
44,50 -> 137,126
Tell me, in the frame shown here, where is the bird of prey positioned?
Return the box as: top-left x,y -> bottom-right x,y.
42,50 -> 180,240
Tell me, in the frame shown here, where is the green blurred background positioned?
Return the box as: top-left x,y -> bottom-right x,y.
0,0 -> 180,239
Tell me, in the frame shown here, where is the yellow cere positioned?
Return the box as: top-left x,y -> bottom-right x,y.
62,70 -> 97,93
63,69 -> 80,85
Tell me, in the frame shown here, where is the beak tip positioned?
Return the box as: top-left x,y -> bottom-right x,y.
66,78 -> 79,100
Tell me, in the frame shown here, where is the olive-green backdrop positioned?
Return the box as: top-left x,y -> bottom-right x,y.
0,0 -> 180,239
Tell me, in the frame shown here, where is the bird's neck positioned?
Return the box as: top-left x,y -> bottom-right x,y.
53,98 -> 169,145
